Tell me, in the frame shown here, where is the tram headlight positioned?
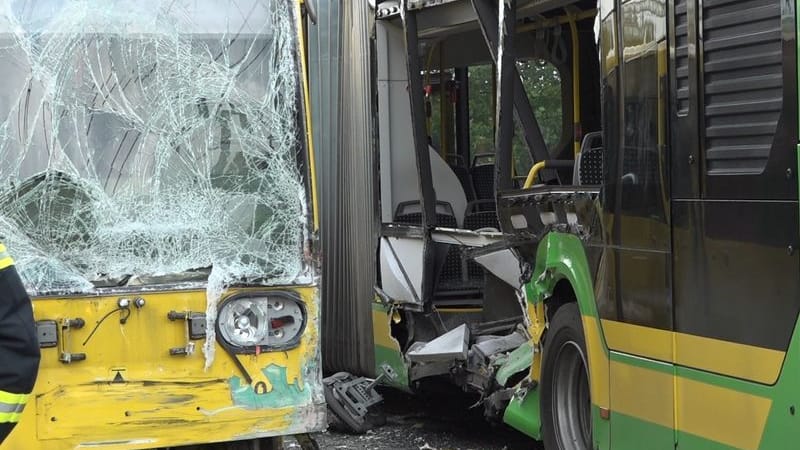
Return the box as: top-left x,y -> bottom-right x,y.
216,292 -> 306,353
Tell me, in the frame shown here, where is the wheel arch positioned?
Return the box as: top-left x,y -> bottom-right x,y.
529,232 -> 599,320
504,232 -> 611,447
528,232 -> 611,411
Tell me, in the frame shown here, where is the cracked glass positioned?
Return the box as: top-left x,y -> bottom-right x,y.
0,0 -> 309,295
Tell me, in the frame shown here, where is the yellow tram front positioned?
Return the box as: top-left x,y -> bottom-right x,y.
0,0 -> 324,448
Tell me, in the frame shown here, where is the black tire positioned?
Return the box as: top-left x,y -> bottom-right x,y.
540,302 -> 592,450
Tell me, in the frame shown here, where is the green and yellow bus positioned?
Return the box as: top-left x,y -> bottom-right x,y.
356,0 -> 800,448
0,1 -> 324,448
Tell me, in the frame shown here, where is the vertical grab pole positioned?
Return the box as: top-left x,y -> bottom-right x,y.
400,0 -> 438,307
569,15 -> 581,157
494,0 -> 517,194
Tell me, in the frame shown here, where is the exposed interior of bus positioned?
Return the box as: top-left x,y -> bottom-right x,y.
317,0 -> 797,443
372,0 -> 603,415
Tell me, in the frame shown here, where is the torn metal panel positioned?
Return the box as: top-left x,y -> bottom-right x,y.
0,0 -> 310,297
473,248 -> 525,289
371,302 -> 412,390
379,235 -> 425,307
497,187 -> 601,244
407,323 -> 469,363
430,228 -> 505,247
494,341 -> 534,386
473,331 -> 527,360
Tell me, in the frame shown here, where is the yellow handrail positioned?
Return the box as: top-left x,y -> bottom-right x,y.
568,15 -> 581,157
523,161 -> 547,189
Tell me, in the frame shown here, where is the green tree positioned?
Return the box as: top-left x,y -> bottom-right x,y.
468,61 -> 563,176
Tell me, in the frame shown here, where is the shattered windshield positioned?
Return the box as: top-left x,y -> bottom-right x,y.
0,0 -> 309,294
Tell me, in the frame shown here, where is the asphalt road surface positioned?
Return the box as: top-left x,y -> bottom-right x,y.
303,386 -> 542,450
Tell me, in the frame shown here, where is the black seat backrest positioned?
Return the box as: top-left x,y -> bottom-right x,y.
463,200 -> 499,231
394,200 -> 457,228
438,246 -> 463,287
452,166 -> 476,202
574,132 -> 603,186
471,153 -> 496,201
443,153 -> 477,202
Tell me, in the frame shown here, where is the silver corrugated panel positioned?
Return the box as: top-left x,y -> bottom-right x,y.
309,0 -> 377,376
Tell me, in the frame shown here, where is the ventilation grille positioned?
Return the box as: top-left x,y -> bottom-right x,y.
675,0 -> 690,114
703,0 -> 783,174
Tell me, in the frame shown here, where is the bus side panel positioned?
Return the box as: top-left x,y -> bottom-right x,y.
510,232 -> 611,450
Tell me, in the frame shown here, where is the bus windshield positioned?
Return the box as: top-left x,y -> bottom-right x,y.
0,0 -> 309,294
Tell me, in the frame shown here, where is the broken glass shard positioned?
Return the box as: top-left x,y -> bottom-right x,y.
0,0 -> 309,295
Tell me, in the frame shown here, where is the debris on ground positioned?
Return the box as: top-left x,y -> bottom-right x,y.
323,372 -> 386,434
311,386 -> 538,450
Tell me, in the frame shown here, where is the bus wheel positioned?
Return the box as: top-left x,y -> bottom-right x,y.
541,302 -> 592,450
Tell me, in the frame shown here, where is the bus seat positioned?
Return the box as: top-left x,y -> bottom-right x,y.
394,200 -> 458,228
573,131 -> 603,186
393,200 -> 463,289
471,153 -> 496,200
444,154 -> 477,202
463,200 -> 499,232
463,200 -> 499,282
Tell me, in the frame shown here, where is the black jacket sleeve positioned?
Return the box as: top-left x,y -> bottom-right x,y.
0,265 -> 40,394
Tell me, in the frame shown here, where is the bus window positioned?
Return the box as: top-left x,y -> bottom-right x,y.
468,61 -> 564,180
425,70 -> 455,155
513,59 -> 564,178
468,64 -> 495,159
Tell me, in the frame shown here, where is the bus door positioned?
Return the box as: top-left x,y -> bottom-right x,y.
669,0 -> 799,447
597,0 -> 676,447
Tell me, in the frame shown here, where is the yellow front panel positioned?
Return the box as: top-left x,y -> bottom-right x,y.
4,286 -> 324,450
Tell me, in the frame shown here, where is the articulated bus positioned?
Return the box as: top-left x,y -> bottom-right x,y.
365,0 -> 799,448
0,1 -> 324,449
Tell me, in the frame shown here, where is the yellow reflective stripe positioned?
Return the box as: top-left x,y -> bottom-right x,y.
0,391 -> 28,405
0,411 -> 22,423
0,391 -> 28,423
0,401 -> 25,414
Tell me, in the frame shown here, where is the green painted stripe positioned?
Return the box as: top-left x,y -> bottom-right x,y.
608,411 -> 674,450
677,432 -> 745,450
610,411 -> 745,450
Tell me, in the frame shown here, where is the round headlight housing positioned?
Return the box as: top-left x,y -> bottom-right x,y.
216,292 -> 306,353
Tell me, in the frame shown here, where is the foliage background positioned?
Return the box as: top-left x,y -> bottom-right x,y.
428,60 -> 563,175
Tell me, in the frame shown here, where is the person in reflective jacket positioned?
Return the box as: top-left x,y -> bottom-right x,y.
0,242 -> 40,443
